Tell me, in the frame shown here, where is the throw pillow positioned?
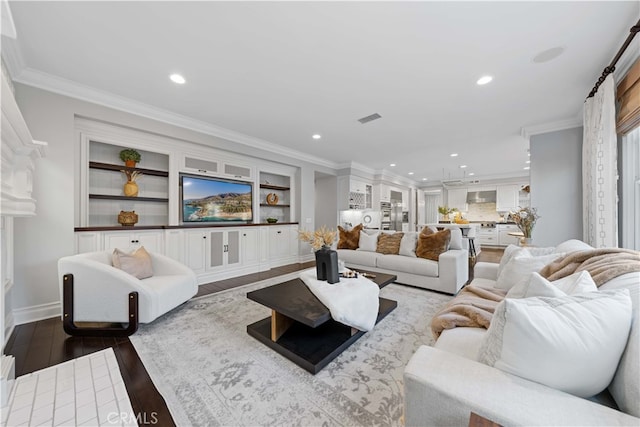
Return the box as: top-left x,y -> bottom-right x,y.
416,229 -> 451,261
376,232 -> 404,255
496,245 -> 525,279
505,272 -> 566,299
112,246 -> 154,279
552,270 -> 598,294
399,232 -> 418,257
449,228 -> 463,250
337,224 -> 363,249
506,271 -> 598,299
478,289 -> 632,398
555,239 -> 594,254
357,231 -> 379,252
495,252 -> 560,290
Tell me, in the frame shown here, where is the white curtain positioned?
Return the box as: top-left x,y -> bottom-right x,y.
620,127 -> 640,250
583,74 -> 618,248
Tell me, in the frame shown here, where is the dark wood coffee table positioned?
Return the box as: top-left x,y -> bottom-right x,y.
247,270 -> 397,374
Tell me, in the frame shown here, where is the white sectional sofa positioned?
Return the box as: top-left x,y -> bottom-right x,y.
404,239 -> 640,426
337,228 -> 469,295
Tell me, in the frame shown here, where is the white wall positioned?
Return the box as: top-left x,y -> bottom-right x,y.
314,173 -> 338,230
12,83 -> 335,321
530,127 -> 583,247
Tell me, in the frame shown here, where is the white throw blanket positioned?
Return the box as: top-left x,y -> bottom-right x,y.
300,269 -> 380,331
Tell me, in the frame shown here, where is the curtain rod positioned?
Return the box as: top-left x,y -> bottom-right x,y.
587,18 -> 640,99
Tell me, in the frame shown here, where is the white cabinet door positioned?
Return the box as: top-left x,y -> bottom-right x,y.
75,232 -> 100,253
164,229 -> 184,262
447,188 -> 468,212
222,161 -> 253,180
268,226 -> 290,260
497,224 -> 521,246
496,185 -> 520,212
207,229 -> 241,271
103,231 -> 163,253
241,228 -> 260,267
184,230 -> 207,273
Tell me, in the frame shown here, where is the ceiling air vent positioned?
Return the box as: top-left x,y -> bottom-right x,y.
358,113 -> 382,124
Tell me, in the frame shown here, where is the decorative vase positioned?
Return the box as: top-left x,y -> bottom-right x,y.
117,210 -> 138,226
520,237 -> 533,247
315,246 -> 339,284
124,160 -> 136,168
123,180 -> 139,197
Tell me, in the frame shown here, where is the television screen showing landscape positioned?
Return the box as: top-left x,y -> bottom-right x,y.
181,174 -> 253,222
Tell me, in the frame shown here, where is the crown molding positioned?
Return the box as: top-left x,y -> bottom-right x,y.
11,67 -> 337,169
520,116 -> 583,140
0,37 -> 25,79
1,0 -> 16,39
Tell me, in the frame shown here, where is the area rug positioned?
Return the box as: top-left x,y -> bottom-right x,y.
129,272 -> 452,426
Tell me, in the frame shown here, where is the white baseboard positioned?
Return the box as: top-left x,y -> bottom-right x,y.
4,313 -> 14,347
13,301 -> 60,326
299,254 -> 314,263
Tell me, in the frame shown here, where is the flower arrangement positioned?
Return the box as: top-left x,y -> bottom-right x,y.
121,169 -> 143,182
438,205 -> 458,216
298,225 -> 337,251
511,207 -> 540,238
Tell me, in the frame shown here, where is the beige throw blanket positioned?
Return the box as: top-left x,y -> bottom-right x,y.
431,285 -> 507,339
539,248 -> 640,287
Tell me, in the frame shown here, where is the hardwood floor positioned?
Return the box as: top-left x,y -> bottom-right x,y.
4,251 -> 502,425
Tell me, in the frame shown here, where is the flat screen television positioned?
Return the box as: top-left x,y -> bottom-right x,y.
180,173 -> 253,223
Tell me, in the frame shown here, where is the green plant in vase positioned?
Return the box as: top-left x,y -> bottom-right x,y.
438,205 -> 458,221
119,148 -> 141,167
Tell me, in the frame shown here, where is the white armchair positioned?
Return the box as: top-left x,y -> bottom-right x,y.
58,250 -> 198,334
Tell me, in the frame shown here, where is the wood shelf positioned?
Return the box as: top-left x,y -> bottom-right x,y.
260,184 -> 290,191
260,203 -> 290,208
89,194 -> 169,203
89,161 -> 169,177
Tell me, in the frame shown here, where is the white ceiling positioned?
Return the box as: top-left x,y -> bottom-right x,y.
3,1 -> 639,185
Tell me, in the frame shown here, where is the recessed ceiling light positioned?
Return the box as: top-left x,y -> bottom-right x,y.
524,166 -> 530,170
459,165 -> 467,168
526,160 -> 531,164
450,153 -> 458,157
422,178 -> 428,181
390,163 -> 396,167
169,73 -> 186,84
476,75 -> 493,85
468,172 -> 475,176
408,172 -> 414,175
312,134 -> 321,140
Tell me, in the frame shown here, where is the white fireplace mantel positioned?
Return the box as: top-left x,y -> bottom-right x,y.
1,68 -> 47,407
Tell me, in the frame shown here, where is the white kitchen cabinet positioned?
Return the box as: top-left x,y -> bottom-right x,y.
103,230 -> 164,253
477,227 -> 498,246
497,224 -> 521,246
496,185 -> 520,212
349,178 -> 372,209
447,188 -> 468,212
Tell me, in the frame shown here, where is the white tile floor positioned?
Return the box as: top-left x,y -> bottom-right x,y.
1,349 -> 136,427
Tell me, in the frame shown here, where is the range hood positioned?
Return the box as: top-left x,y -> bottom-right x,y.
466,190 -> 496,203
